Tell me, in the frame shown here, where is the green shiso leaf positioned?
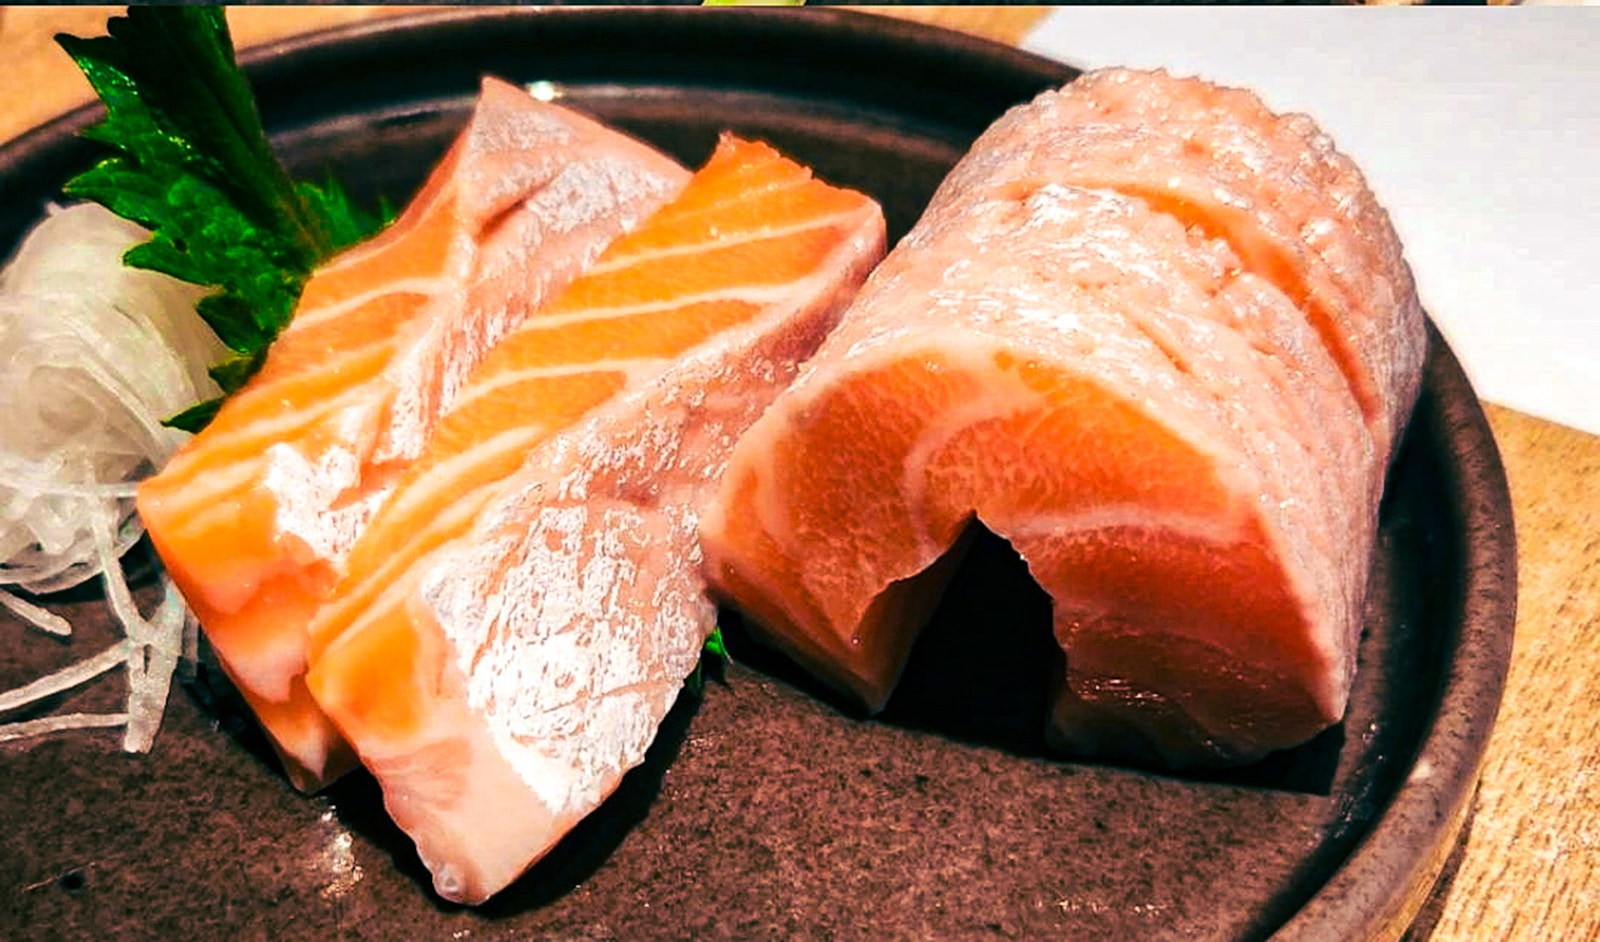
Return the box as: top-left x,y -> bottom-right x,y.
56,7 -> 385,429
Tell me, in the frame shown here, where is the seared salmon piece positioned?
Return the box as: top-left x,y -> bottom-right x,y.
136,78 -> 688,789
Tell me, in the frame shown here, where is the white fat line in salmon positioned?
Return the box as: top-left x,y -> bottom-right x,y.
280,283 -> 442,331
899,364 -> 1054,557
223,335 -> 400,413
152,458 -> 263,534
359,424 -> 551,548
507,279 -> 827,334
158,371 -> 389,486
447,359 -> 673,413
577,209 -> 868,278
567,174 -> 811,260
996,505 -> 1250,547
312,430 -> 545,637
312,486 -> 498,662
746,336 -> 1051,553
620,172 -> 808,227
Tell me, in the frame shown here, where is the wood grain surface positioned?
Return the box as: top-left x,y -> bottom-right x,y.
1,7 -> 1594,941
1436,405 -> 1600,942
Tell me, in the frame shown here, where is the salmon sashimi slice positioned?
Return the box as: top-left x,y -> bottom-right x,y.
304,135 -> 886,903
939,69 -> 1425,461
701,71 -> 1425,768
135,78 -> 689,790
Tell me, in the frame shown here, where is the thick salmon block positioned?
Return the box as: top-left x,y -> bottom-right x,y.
305,137 -> 885,903
701,70 -> 1425,768
136,79 -> 688,790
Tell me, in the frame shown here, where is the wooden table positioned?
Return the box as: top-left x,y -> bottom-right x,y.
2,7 -> 1594,941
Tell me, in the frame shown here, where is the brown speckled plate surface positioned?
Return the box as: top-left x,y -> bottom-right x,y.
0,10 -> 1516,941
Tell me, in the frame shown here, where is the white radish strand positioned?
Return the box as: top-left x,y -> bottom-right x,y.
0,712 -> 130,744
0,588 -> 72,637
0,203 -> 224,750
0,639 -> 129,714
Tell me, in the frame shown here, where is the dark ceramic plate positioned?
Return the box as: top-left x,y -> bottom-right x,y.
0,10 -> 1516,941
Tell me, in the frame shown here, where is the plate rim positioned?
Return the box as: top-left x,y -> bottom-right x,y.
0,8 -> 1518,940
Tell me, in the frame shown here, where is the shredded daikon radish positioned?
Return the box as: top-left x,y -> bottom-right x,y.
0,202 -> 224,751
